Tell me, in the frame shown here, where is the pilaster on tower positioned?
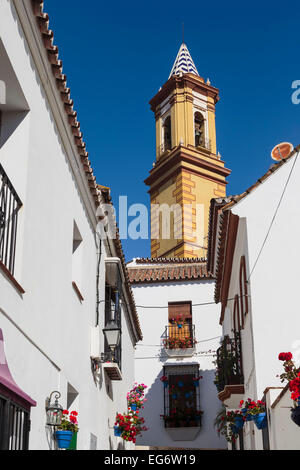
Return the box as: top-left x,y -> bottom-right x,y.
145,43 -> 231,259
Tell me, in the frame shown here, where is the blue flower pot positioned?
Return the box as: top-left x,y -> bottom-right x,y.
163,382 -> 168,388
241,408 -> 252,421
129,404 -> 137,411
234,416 -> 244,430
193,381 -> 199,387
291,406 -> 300,427
55,431 -> 73,449
114,426 -> 122,437
253,412 -> 267,430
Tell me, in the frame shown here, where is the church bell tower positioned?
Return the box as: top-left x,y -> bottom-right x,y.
145,43 -> 231,259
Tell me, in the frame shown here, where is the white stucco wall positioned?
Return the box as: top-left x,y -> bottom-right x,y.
0,0 -> 137,450
131,277 -> 226,449
221,150 -> 300,449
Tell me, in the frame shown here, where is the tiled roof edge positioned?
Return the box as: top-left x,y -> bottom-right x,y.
31,0 -> 101,208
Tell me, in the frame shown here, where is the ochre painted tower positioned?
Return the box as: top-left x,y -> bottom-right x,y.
145,43 -> 231,259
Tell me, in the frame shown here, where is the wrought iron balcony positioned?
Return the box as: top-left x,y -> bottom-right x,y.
162,324 -> 196,357
214,333 -> 244,394
0,164 -> 22,275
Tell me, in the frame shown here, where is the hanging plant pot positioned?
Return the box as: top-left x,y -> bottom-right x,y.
114,426 -> 123,437
129,404 -> 138,411
291,406 -> 300,427
253,412 -> 267,430
163,382 -> 168,389
55,430 -> 74,449
241,408 -> 252,421
234,415 -> 244,430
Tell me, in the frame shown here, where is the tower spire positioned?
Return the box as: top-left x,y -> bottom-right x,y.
168,42 -> 199,79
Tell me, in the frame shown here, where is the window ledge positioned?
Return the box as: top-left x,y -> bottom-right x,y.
165,347 -> 196,358
0,260 -> 25,295
72,281 -> 84,302
165,426 -> 201,441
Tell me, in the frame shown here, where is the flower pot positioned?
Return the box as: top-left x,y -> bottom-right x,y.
234,416 -> 244,430
253,412 -> 267,430
193,381 -> 199,388
114,426 -> 123,437
241,408 -> 252,421
291,406 -> 300,427
55,430 -> 74,449
163,382 -> 168,388
66,432 -> 77,451
129,404 -> 138,411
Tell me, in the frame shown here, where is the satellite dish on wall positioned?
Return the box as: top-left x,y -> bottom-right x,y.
271,142 -> 294,161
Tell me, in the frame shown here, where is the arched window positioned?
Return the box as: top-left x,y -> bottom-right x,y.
233,294 -> 244,332
194,112 -> 205,147
239,256 -> 248,317
163,116 -> 172,151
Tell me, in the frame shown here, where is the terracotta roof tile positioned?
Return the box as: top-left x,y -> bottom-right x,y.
128,260 -> 214,284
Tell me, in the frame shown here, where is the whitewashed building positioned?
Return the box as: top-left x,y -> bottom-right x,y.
127,258 -> 226,450
207,145 -> 300,450
0,0 -> 142,450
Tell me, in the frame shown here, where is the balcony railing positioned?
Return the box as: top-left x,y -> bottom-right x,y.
195,136 -> 211,151
214,332 -> 244,393
163,324 -> 196,351
0,164 -> 22,275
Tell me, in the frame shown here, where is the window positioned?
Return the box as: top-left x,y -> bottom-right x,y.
163,116 -> 171,151
0,394 -> 30,450
233,295 -> 243,332
0,163 -> 22,275
194,112 -> 205,148
163,365 -> 201,428
72,221 -> 83,299
167,302 -> 193,346
239,256 -> 248,317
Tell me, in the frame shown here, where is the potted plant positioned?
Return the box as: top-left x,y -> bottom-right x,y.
193,375 -> 203,387
115,412 -> 148,443
55,410 -> 78,449
127,383 -> 147,411
278,352 -> 300,426
239,399 -> 254,421
245,400 -> 267,429
214,408 -> 240,444
115,383 -> 148,443
171,314 -> 185,329
160,375 -> 169,388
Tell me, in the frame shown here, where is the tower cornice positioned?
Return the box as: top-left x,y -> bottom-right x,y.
145,145 -> 231,189
149,74 -> 219,112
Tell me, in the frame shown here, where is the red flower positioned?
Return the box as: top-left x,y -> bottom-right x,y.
63,410 -> 69,415
278,352 -> 293,361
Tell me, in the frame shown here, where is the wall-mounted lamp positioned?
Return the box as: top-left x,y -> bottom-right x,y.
45,391 -> 63,427
103,320 -> 121,362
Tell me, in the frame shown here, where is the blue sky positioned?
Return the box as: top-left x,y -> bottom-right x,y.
45,0 -> 300,261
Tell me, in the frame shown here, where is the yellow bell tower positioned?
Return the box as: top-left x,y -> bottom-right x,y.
145,43 -> 231,259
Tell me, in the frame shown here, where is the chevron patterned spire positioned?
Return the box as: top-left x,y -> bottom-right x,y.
169,43 -> 199,79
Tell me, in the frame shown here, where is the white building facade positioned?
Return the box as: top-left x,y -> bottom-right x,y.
127,258 -> 226,450
0,0 -> 142,450
208,146 -> 300,450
